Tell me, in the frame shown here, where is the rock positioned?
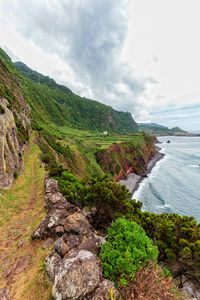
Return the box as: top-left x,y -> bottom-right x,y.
55,225 -> 65,234
45,192 -> 67,210
64,212 -> 91,235
14,253 -> 31,275
82,206 -> 97,218
78,232 -> 106,255
2,259 -> 19,279
85,279 -> 120,300
52,250 -> 102,300
32,209 -> 70,239
45,250 -> 61,282
0,98 -> 29,189
0,287 -> 10,300
42,237 -> 54,249
55,237 -> 69,257
65,234 -> 83,250
17,239 -> 24,248
182,276 -> 200,299
45,179 -> 59,195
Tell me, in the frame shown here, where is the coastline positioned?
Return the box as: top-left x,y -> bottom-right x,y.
119,147 -> 165,195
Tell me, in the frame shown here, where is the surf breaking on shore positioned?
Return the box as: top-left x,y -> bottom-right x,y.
119,147 -> 165,195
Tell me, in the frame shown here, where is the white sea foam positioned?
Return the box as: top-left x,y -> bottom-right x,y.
189,164 -> 200,168
132,150 -> 168,200
155,204 -> 171,209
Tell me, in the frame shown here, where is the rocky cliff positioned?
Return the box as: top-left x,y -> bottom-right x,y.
96,135 -> 157,182
0,52 -> 31,188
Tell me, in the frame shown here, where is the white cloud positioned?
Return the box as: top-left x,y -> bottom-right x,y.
0,0 -> 200,130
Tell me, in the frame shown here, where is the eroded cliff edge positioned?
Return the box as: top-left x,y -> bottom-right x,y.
96,134 -> 158,182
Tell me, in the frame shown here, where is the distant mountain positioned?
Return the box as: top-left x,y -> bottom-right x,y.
138,123 -> 168,129
138,123 -> 187,136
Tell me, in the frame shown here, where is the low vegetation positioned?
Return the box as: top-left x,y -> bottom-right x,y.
49,165 -> 200,294
1,47 -> 200,298
100,217 -> 158,286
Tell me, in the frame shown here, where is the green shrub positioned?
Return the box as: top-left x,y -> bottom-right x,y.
50,168 -> 83,204
13,171 -> 18,179
100,217 -> 158,286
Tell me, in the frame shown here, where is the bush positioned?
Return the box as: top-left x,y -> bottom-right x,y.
100,217 -> 158,286
78,176 -> 143,231
119,262 -> 179,300
50,168 -> 83,204
13,171 -> 18,179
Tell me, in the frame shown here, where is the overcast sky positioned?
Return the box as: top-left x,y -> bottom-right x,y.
0,0 -> 200,131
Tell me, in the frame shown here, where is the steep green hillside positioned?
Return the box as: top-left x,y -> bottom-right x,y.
14,60 -> 138,134
0,47 -> 141,179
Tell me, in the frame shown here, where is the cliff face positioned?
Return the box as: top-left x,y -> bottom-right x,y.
0,98 -> 24,188
96,135 -> 157,181
0,53 -> 31,188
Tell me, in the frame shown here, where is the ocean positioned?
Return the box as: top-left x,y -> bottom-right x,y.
132,136 -> 200,222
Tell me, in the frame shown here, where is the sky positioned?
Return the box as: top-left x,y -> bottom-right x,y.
0,0 -> 200,131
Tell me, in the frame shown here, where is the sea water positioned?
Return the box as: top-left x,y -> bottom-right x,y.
132,136 -> 200,222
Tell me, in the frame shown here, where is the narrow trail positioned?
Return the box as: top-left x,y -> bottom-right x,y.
0,136 -> 52,300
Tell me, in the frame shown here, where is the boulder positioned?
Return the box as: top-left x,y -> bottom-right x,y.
78,232 -> 106,255
45,250 -> 61,282
85,279 -> 120,300
181,276 -> 200,299
42,237 -> 54,249
52,250 -> 102,300
45,192 -> 68,210
64,212 -> 91,235
32,209 -> 64,239
0,287 -> 10,300
32,206 -> 76,239
45,179 -> 59,195
55,237 -> 70,257
65,234 -> 83,251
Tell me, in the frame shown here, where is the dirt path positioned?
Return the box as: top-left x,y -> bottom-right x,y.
0,136 -> 52,299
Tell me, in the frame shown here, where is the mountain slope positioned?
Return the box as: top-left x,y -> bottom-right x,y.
14,60 -> 138,133
0,47 -> 139,182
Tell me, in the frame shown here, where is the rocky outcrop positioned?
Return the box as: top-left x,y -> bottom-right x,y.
33,178 -> 118,300
96,135 -> 157,182
52,250 -> 102,300
0,98 -> 25,188
0,54 -> 31,189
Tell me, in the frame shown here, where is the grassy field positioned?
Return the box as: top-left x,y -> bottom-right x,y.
0,134 -> 53,299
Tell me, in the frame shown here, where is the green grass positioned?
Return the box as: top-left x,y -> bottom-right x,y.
0,134 -> 46,226
0,134 -> 53,299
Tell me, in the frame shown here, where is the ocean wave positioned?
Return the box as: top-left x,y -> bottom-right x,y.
132,152 -> 168,200
156,204 -> 171,209
189,164 -> 200,168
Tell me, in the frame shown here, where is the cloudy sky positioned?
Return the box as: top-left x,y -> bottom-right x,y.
0,0 -> 200,131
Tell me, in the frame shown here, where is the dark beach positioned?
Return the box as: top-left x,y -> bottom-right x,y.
119,147 -> 165,195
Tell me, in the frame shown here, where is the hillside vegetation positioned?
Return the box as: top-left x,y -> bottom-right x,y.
138,123 -> 187,136
0,47 -> 199,299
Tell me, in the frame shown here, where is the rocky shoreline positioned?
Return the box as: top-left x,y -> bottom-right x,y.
119,146 -> 165,195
